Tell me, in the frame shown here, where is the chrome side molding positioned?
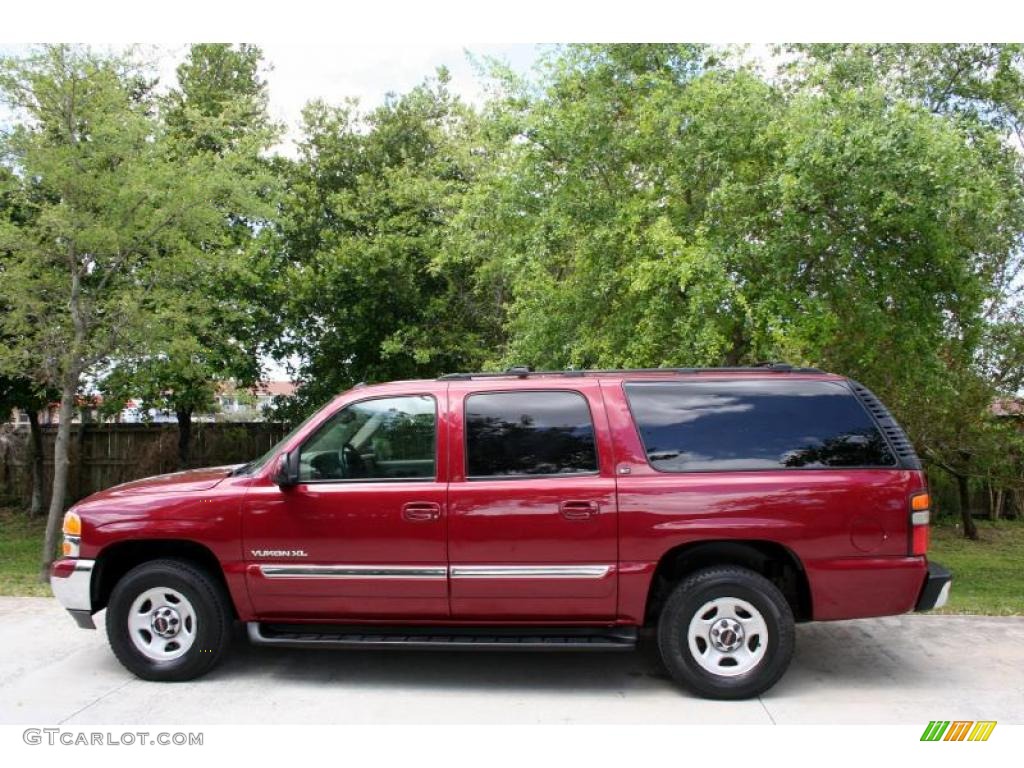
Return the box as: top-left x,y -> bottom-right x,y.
258,563 -> 613,580
449,565 -> 612,579
260,565 -> 447,579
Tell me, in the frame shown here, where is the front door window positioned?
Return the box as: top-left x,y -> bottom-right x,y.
299,395 -> 436,482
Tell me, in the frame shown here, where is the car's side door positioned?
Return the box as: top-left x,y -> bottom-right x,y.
446,381 -> 619,620
242,390 -> 450,621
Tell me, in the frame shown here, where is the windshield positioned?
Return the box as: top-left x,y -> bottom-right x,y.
232,407 -> 325,476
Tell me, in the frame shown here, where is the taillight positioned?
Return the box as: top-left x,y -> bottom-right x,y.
910,492 -> 930,556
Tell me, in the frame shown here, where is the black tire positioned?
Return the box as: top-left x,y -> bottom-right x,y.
106,558 -> 232,682
657,566 -> 794,700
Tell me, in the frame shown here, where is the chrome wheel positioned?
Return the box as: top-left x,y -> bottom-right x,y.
127,587 -> 197,661
687,596 -> 768,677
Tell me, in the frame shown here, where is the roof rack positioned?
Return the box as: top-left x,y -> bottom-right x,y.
437,362 -> 823,381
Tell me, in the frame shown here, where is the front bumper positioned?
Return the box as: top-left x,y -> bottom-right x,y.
915,561 -> 952,611
50,558 -> 96,629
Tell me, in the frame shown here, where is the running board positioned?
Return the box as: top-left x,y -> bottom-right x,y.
247,622 -> 637,651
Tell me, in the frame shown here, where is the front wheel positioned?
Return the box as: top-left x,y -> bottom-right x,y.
106,559 -> 232,681
657,566 -> 795,699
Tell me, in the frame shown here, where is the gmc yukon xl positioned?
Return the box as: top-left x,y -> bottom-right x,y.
50,365 -> 952,699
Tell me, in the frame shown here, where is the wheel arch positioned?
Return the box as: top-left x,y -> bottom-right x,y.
92,539 -> 236,618
644,540 -> 812,624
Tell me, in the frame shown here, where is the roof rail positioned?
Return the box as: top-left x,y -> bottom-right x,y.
437,362 -> 823,381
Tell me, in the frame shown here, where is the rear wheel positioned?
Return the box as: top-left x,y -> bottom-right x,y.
657,566 -> 794,699
106,559 -> 232,681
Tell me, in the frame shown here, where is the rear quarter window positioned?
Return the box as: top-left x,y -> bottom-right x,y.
624,380 -> 896,472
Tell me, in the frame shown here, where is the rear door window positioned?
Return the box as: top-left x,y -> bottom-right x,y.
465,391 -> 598,477
624,380 -> 895,471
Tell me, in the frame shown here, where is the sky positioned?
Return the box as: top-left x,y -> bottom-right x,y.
158,43 -> 544,152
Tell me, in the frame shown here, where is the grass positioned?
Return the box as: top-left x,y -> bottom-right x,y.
929,519 -> 1024,616
0,508 -> 50,596
0,507 -> 1022,614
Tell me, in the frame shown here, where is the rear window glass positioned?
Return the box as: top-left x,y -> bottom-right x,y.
465,391 -> 598,477
624,380 -> 895,471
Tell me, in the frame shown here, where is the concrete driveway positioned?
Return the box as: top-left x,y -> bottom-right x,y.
1,596 -> 1021,724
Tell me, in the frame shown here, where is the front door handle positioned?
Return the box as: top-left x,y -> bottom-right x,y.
402,501 -> 442,521
559,500 -> 600,520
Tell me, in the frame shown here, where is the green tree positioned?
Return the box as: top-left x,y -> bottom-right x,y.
0,375 -> 55,516
0,164 -> 49,516
99,44 -> 279,466
780,44 -> 1024,537
267,70 -> 499,417
468,45 -> 1024,538
0,45 -> 271,575
466,45 -> 783,369
99,341 -> 222,466
786,44 -> 1024,136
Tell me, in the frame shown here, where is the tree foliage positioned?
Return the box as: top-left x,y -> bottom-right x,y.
780,44 -> 1024,535
98,44 -> 280,467
454,44 -> 1024,535
265,70 -> 501,416
0,45 -> 276,570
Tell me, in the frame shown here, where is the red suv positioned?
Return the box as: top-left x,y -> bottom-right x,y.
50,365 -> 951,699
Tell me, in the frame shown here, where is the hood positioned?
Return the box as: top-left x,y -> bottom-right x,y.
99,465 -> 240,496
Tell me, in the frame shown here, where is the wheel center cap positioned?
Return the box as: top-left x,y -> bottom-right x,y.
710,617 -> 744,652
150,606 -> 181,638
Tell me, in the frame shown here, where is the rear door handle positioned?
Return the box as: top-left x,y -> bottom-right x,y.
402,501 -> 442,521
559,500 -> 600,520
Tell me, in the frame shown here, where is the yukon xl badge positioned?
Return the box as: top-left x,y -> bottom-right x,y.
251,549 -> 308,558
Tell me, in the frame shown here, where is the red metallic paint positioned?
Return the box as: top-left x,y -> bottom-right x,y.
805,556 -> 926,619
51,559 -> 76,578
446,380 -> 619,620
597,376 -> 928,622
241,387 -> 450,620
70,371 -> 930,627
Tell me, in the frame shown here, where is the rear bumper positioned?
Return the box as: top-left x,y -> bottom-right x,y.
915,561 -> 952,611
50,558 -> 96,629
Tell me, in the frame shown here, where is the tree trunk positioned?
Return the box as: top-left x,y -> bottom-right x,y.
956,474 -> 978,540
27,409 -> 44,518
41,384 -> 77,580
73,406 -> 90,499
723,325 -> 748,366
176,408 -> 193,470
44,235 -> 87,579
0,432 -> 10,496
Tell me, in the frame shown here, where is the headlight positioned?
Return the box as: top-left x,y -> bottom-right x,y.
61,511 -> 81,558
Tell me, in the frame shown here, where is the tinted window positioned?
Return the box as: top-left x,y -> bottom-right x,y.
465,391 -> 598,477
299,395 -> 436,481
625,380 -> 895,471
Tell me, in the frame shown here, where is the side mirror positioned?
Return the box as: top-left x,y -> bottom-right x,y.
273,450 -> 301,487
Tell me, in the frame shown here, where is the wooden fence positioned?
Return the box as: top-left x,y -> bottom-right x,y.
0,422 -> 289,509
